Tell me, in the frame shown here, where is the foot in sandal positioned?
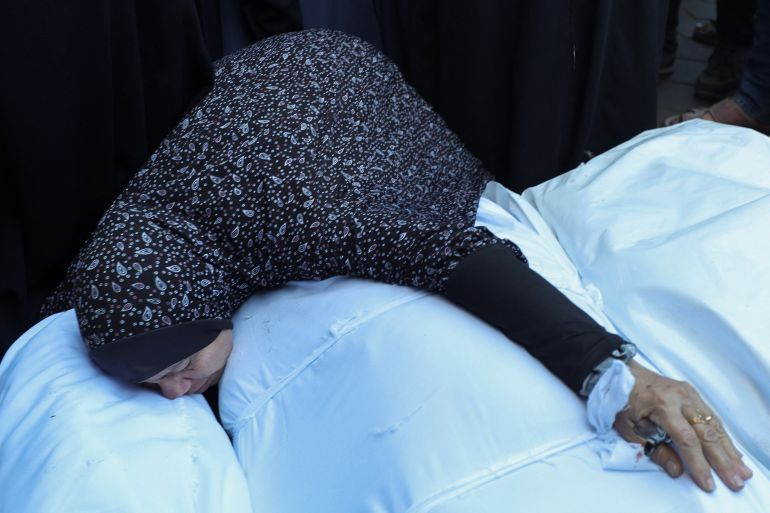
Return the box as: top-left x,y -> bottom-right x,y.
664,97 -> 770,135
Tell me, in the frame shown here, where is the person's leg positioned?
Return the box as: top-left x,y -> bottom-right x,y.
734,0 -> 770,123
660,0 -> 683,78
695,0 -> 756,100
717,0 -> 757,47
664,0 -> 682,54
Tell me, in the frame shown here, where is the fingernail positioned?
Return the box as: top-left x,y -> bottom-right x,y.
705,476 -> 716,492
665,461 -> 679,476
741,464 -> 754,479
732,474 -> 745,489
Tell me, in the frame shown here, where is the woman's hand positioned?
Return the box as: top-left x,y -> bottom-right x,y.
613,361 -> 753,492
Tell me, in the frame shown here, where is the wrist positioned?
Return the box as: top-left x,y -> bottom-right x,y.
579,342 -> 637,397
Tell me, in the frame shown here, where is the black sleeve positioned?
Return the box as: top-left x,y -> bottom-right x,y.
444,244 -> 624,394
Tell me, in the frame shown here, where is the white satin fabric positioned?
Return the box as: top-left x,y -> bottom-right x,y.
0,310 -> 252,513
220,122 -> 770,512
525,120 -> 770,468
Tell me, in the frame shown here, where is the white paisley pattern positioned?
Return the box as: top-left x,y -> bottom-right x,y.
43,30 -> 525,349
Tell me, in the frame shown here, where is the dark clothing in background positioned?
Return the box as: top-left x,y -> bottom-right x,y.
293,0 -> 668,191
662,0 -> 767,121
0,0 -> 214,356
718,0 -> 758,47
401,0 -> 669,191
666,0 -> 756,49
241,0 -> 302,44
233,0 -> 302,57
664,0 -> 682,56
736,0 -> 770,122
202,0 -> 398,61
195,0 -> 301,60
298,0 -> 392,57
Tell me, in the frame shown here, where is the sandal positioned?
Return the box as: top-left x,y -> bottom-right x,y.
664,97 -> 770,135
664,107 -> 712,127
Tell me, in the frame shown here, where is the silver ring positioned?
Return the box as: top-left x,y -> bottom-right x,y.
633,418 -> 672,457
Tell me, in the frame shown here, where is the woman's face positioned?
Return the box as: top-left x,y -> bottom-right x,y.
142,329 -> 233,399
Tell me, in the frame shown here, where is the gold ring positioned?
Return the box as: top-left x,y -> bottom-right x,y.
690,409 -> 714,425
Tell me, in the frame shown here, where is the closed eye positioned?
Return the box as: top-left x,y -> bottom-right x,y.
179,358 -> 196,374
142,357 -> 193,384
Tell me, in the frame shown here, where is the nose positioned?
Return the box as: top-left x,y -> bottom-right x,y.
158,374 -> 193,399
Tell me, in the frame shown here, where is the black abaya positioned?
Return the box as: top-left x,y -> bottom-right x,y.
0,0 -> 214,356
397,0 -> 668,191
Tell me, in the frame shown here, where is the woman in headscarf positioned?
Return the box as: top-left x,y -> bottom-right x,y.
42,30 -> 751,494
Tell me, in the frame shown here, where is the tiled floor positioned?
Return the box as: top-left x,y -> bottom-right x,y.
657,0 -> 717,124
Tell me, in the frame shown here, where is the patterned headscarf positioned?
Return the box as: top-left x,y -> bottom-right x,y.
42,29 -> 525,383
45,204 -> 235,381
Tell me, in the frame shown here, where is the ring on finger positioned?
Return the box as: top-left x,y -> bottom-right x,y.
633,418 -> 673,457
643,436 -> 672,457
689,408 -> 715,425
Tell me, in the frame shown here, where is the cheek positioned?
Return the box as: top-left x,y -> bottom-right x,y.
185,356 -> 226,380
181,368 -> 214,381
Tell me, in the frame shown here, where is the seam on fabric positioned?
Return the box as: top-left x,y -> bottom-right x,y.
327,290 -> 431,338
178,397 -> 202,513
231,290 -> 431,433
407,433 -> 597,513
